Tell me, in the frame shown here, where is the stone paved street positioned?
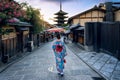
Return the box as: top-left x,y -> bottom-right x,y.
66,43 -> 120,80
0,41 -> 104,80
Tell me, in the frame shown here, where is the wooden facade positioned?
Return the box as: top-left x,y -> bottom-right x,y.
0,26 -> 17,63
115,10 -> 120,21
77,28 -> 84,45
16,27 -> 29,53
68,6 -> 105,26
68,24 -> 84,45
0,22 -> 32,63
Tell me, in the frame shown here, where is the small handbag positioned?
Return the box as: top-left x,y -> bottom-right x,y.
64,59 -> 66,63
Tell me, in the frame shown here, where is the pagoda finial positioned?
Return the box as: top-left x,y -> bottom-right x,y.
60,0 -> 62,10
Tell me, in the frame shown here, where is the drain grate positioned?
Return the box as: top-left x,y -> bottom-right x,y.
92,77 -> 106,80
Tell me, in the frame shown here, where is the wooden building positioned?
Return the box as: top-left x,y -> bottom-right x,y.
67,2 -> 120,46
68,2 -> 120,26
68,6 -> 105,26
43,21 -> 55,29
0,21 -> 32,63
68,24 -> 84,45
0,26 -> 17,63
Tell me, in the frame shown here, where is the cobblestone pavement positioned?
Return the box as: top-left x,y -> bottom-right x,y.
0,41 -> 104,80
66,43 -> 120,80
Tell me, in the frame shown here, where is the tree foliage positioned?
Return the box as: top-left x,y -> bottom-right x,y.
0,0 -> 44,33
0,0 -> 28,22
25,6 -> 44,33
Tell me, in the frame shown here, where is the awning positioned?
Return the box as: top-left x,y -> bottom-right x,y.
64,30 -> 70,34
7,22 -> 32,27
16,27 -> 29,31
75,27 -> 84,31
70,24 -> 81,30
47,28 -> 65,32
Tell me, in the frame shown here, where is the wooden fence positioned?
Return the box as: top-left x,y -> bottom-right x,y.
85,22 -> 120,59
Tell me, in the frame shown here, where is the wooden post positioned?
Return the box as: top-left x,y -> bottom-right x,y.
0,34 -> 2,61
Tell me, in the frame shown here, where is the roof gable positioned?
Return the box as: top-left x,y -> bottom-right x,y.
69,6 -> 105,21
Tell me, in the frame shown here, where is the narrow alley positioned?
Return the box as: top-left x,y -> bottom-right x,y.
0,41 -> 104,80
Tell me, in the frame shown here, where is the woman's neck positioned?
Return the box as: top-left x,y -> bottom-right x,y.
56,39 -> 61,41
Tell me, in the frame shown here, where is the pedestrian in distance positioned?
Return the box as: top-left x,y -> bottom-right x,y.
52,33 -> 67,76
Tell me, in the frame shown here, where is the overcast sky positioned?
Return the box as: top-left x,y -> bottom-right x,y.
15,0 -> 120,24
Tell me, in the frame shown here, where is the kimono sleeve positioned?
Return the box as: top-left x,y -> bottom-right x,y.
52,42 -> 56,51
62,42 -> 67,57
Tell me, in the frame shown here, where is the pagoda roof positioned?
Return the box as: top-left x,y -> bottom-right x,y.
54,10 -> 68,15
54,16 -> 68,19
54,20 -> 67,22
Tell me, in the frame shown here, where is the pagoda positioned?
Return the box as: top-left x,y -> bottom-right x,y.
54,0 -> 68,27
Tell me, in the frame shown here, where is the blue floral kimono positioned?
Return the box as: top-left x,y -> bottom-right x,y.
52,40 -> 67,73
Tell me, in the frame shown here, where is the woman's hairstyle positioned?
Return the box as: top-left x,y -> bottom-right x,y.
56,33 -> 61,39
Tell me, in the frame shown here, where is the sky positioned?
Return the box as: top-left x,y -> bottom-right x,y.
15,0 -> 120,24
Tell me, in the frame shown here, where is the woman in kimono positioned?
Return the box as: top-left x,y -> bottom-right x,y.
52,33 -> 67,76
